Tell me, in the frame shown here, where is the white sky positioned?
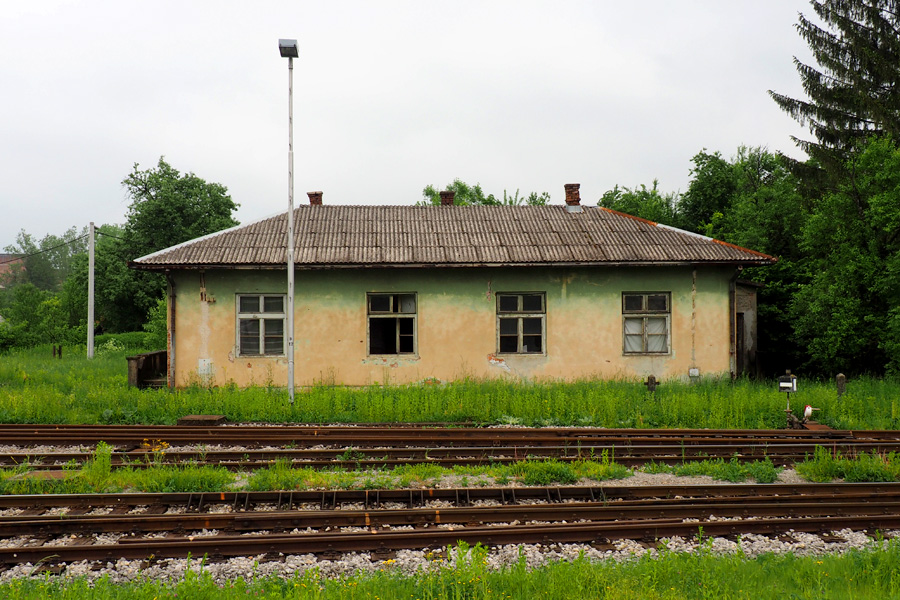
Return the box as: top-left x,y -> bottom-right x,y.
1,0 -> 816,248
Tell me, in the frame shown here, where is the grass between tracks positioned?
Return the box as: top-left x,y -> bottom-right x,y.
2,540 -> 900,599
10,446 -> 900,494
3,344 -> 900,429
21,443 -> 900,494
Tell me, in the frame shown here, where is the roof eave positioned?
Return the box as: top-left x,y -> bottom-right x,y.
130,258 -> 777,272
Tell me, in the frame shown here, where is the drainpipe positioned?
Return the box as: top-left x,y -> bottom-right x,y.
166,272 -> 176,389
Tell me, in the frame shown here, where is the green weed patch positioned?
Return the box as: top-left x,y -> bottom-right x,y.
796,446 -> 900,482
641,456 -> 781,483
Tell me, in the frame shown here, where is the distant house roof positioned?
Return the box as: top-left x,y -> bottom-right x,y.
0,254 -> 24,281
130,205 -> 776,270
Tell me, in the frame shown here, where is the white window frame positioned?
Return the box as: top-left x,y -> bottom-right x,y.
496,292 -> 546,355
622,292 -> 670,355
367,293 -> 417,356
236,294 -> 286,357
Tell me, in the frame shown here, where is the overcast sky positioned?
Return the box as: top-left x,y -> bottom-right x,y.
1,1 -> 817,248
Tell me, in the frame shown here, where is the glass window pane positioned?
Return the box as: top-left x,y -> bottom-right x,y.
522,317 -> 542,334
240,319 -> 260,337
522,335 -> 542,353
399,335 -> 414,353
646,318 -> 667,334
263,324 -> 283,354
240,319 -> 260,355
521,294 -> 543,312
499,318 -> 518,335
499,336 -> 518,353
398,317 -> 414,335
623,295 -> 643,312
647,335 -> 667,353
240,296 -> 260,313
264,319 -> 283,337
624,318 -> 643,334
263,296 -> 284,313
369,295 -> 391,313
647,294 -> 668,312
498,295 -> 518,312
398,294 -> 416,313
624,335 -> 643,353
369,317 -> 397,354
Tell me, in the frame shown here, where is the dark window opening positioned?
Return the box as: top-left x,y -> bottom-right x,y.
368,293 -> 417,355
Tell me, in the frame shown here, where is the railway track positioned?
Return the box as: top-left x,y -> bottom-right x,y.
2,483 -> 899,566
3,425 -> 900,469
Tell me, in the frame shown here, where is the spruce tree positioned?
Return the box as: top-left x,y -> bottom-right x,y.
769,0 -> 900,174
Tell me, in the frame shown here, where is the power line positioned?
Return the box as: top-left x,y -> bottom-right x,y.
0,234 -> 90,265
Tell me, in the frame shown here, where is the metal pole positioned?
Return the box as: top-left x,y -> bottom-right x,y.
286,55 -> 295,404
87,221 -> 95,359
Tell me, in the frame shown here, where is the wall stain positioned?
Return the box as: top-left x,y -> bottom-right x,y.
487,353 -> 511,372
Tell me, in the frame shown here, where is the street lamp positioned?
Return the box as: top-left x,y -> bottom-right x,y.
279,38 -> 298,404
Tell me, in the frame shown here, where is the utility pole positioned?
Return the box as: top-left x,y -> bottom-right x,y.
87,221 -> 95,359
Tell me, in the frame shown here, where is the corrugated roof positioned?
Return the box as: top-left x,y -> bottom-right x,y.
131,205 -> 776,269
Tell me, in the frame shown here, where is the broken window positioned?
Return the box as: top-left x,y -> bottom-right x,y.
497,293 -> 545,354
622,292 -> 670,354
236,294 -> 286,356
368,293 -> 416,355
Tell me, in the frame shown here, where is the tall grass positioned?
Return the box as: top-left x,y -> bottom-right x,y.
3,539 -> 900,599
796,446 -> 900,482
2,346 -> 899,429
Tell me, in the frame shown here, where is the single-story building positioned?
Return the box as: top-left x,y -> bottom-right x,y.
130,184 -> 775,388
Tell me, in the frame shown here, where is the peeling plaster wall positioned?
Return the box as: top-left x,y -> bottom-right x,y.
169,266 -> 734,387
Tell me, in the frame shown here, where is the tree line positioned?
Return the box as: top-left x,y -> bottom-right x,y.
0,158 -> 238,350
1,0 -> 898,378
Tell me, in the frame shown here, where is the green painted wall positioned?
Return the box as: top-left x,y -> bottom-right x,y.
170,265 -> 735,387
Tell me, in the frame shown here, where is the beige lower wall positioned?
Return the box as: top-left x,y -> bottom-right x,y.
169,265 -> 736,386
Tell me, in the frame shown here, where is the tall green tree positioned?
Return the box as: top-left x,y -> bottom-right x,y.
699,147 -> 811,374
56,158 -> 239,334
103,157 -> 239,332
791,136 -> 900,375
677,151 -> 738,233
768,0 -> 900,175
598,180 -> 678,225
421,179 -> 549,206
119,158 -> 239,260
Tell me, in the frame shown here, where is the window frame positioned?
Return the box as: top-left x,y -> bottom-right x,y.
235,293 -> 287,357
622,292 -> 671,355
366,292 -> 418,356
496,292 -> 546,355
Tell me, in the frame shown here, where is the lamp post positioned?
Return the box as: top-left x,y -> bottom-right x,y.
279,38 -> 298,404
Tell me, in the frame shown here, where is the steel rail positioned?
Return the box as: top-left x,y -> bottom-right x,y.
4,440 -> 900,470
3,514 -> 900,566
3,483 -> 899,511
4,425 -> 900,447
6,497 -> 900,537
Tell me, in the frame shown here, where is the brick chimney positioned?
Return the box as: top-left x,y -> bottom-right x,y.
439,190 -> 455,206
564,183 -> 581,206
307,191 -> 323,206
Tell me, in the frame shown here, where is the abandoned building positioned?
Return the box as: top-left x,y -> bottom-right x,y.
129,184 -> 775,388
